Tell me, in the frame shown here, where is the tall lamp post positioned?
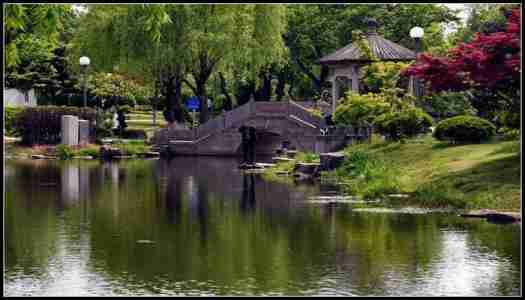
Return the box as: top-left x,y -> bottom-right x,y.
79,56 -> 90,107
409,26 -> 424,99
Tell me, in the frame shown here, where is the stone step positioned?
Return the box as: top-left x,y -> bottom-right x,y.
32,154 -> 56,159
272,157 -> 295,163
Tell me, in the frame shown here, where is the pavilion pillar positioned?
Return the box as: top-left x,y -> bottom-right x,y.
331,78 -> 339,115
351,66 -> 359,92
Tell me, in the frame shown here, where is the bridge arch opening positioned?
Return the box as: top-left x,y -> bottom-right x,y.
235,129 -> 288,158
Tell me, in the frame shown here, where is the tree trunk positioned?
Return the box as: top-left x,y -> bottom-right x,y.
163,72 -> 185,124
275,69 -> 287,102
255,70 -> 272,101
197,80 -> 208,124
236,81 -> 256,107
218,72 -> 233,111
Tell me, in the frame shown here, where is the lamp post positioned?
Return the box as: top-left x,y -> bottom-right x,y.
79,56 -> 90,107
409,26 -> 424,99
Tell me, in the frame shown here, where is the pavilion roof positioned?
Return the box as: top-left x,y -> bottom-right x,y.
319,20 -> 416,65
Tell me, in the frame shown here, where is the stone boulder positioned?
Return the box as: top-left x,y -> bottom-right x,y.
320,152 -> 345,171
293,162 -> 320,179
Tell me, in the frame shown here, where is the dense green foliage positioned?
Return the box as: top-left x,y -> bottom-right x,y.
16,106 -> 96,145
55,144 -> 74,159
420,91 -> 477,120
333,92 -> 390,126
332,148 -> 402,198
497,127 -> 520,141
89,72 -> 154,107
362,62 -> 410,92
5,5 -> 82,102
373,107 -> 433,141
4,107 -> 25,137
433,115 -> 496,144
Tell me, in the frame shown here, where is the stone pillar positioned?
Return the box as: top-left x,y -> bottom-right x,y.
78,119 -> 90,146
61,115 -> 79,146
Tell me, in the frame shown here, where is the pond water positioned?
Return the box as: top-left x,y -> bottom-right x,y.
4,158 -> 521,296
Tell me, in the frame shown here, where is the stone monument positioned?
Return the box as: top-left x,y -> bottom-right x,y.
61,115 -> 79,146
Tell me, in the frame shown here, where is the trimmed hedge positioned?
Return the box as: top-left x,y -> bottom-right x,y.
433,115 -> 496,144
17,106 -> 96,145
373,107 -> 433,141
4,106 -> 25,136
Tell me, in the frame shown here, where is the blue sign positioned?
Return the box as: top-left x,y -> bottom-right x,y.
186,96 -> 200,111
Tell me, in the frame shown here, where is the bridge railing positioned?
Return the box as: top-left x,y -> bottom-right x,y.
153,100 -> 327,145
253,101 -> 288,117
288,100 -> 323,128
151,127 -> 195,145
225,101 -> 252,129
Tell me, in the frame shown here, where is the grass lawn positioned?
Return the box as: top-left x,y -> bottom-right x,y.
126,109 -> 167,139
346,135 -> 520,210
264,134 -> 521,211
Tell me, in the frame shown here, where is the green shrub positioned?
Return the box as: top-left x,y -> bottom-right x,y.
118,105 -> 132,114
333,91 -> 390,126
497,110 -> 520,129
373,107 -> 433,141
433,115 -> 496,144
497,127 -> 520,141
4,106 -> 24,136
421,91 -> 477,119
56,144 -> 74,160
78,147 -> 100,158
296,152 -> 320,163
362,61 -> 410,92
17,106 -> 96,145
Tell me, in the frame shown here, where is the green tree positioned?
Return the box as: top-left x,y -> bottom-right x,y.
72,4 -> 287,124
283,4 -> 459,98
5,4 -> 78,101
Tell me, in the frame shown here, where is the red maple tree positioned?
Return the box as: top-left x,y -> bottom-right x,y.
403,8 -> 521,93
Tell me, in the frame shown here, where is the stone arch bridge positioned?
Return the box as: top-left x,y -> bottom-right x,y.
152,100 -> 371,156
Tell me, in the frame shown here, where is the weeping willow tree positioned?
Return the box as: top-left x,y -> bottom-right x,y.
71,4 -> 287,124
5,4 -> 72,69
181,4 -> 287,122
71,4 -> 189,125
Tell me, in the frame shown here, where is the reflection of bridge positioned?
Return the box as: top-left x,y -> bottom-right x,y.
152,100 -> 371,156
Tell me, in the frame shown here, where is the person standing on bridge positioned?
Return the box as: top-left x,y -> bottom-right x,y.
248,127 -> 257,164
239,126 -> 250,165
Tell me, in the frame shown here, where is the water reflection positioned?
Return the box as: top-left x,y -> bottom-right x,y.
4,158 -> 521,296
240,174 -> 256,213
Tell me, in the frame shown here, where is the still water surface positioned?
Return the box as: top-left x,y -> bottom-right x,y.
4,158 -> 521,296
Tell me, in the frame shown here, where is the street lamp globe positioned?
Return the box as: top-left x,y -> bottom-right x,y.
79,56 -> 90,66
409,26 -> 424,39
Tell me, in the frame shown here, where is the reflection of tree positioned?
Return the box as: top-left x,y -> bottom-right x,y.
7,158 -> 518,295
327,213 -> 446,295
165,171 -> 183,225
196,177 -> 209,246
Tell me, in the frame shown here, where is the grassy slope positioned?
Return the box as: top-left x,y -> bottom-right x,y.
127,110 -> 167,139
340,135 -> 521,211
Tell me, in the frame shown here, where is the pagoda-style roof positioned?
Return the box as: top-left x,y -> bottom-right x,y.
319,19 -> 416,65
